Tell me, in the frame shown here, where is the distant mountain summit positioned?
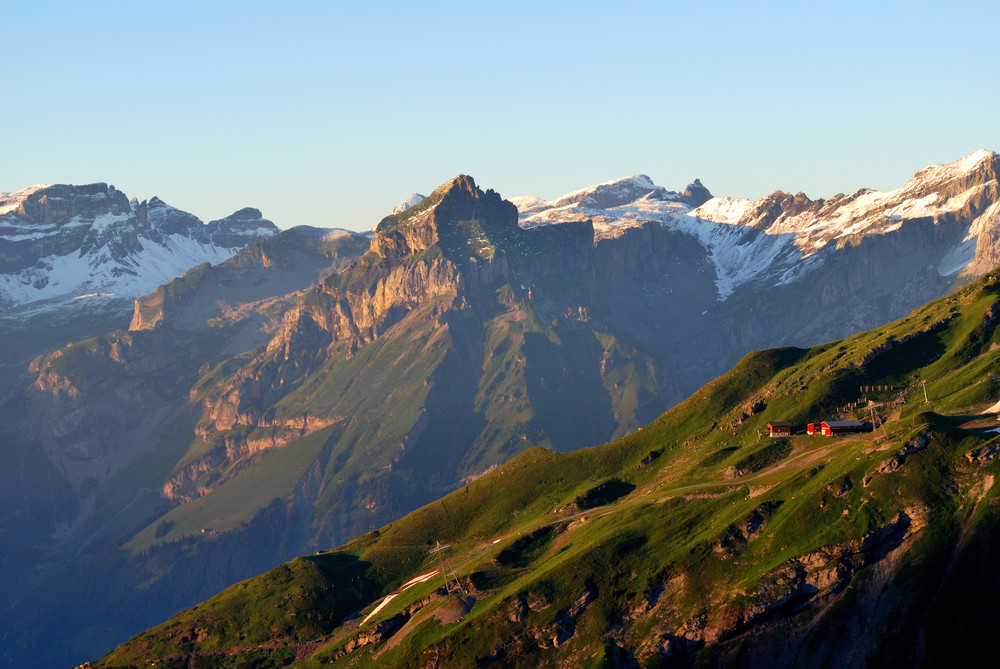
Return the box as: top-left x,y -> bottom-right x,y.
512,174 -> 712,229
0,182 -> 279,315
391,192 -> 426,215
691,148 -> 1000,262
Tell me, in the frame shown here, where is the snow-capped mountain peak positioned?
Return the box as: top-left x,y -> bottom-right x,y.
392,193 -> 426,215
549,174 -> 661,210
908,148 -> 997,186
723,150 -> 1000,246
0,183 -> 279,315
513,174 -> 711,239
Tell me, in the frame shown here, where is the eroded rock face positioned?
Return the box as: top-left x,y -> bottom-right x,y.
712,512 -> 912,642
713,501 -> 783,556
601,511 -> 917,669
682,179 -> 713,207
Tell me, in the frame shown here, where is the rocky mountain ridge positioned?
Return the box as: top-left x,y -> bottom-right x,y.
516,149 -> 1000,300
0,182 -> 279,316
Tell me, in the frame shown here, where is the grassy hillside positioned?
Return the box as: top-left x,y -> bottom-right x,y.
97,271 -> 1000,667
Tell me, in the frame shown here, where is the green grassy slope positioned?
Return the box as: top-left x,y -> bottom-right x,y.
98,272 -> 1000,668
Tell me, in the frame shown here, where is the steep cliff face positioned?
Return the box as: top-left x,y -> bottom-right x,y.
177,178 -> 525,502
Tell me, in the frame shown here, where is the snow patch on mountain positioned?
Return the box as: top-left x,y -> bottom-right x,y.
323,228 -> 360,241
507,195 -> 548,217
690,196 -> 754,224
938,236 -> 979,277
88,210 -> 133,234
669,215 -> 800,301
0,184 -> 53,215
0,234 -> 256,310
392,193 -> 426,215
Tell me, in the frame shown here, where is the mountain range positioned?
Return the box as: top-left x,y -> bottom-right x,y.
0,182 -> 283,315
1,150 -> 999,667
0,183 -> 281,391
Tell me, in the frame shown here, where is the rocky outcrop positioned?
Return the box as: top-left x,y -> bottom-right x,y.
482,586 -> 597,662
162,413 -> 341,501
332,589 -> 476,662
531,585 -> 596,649
712,501 -> 783,557
666,511 -> 915,650
129,281 -> 169,330
734,190 -> 819,231
863,432 -> 932,486
2,182 -> 130,226
681,179 -> 713,207
966,440 -> 1000,465
333,614 -> 408,659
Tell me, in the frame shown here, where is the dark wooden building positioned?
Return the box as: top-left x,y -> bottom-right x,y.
767,421 -> 792,437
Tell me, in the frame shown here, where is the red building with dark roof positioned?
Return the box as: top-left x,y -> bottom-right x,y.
821,420 -> 864,436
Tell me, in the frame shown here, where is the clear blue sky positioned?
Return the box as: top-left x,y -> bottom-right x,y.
4,1 -> 998,230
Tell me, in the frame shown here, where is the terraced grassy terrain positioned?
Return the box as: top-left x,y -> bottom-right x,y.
97,271 -> 1000,667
